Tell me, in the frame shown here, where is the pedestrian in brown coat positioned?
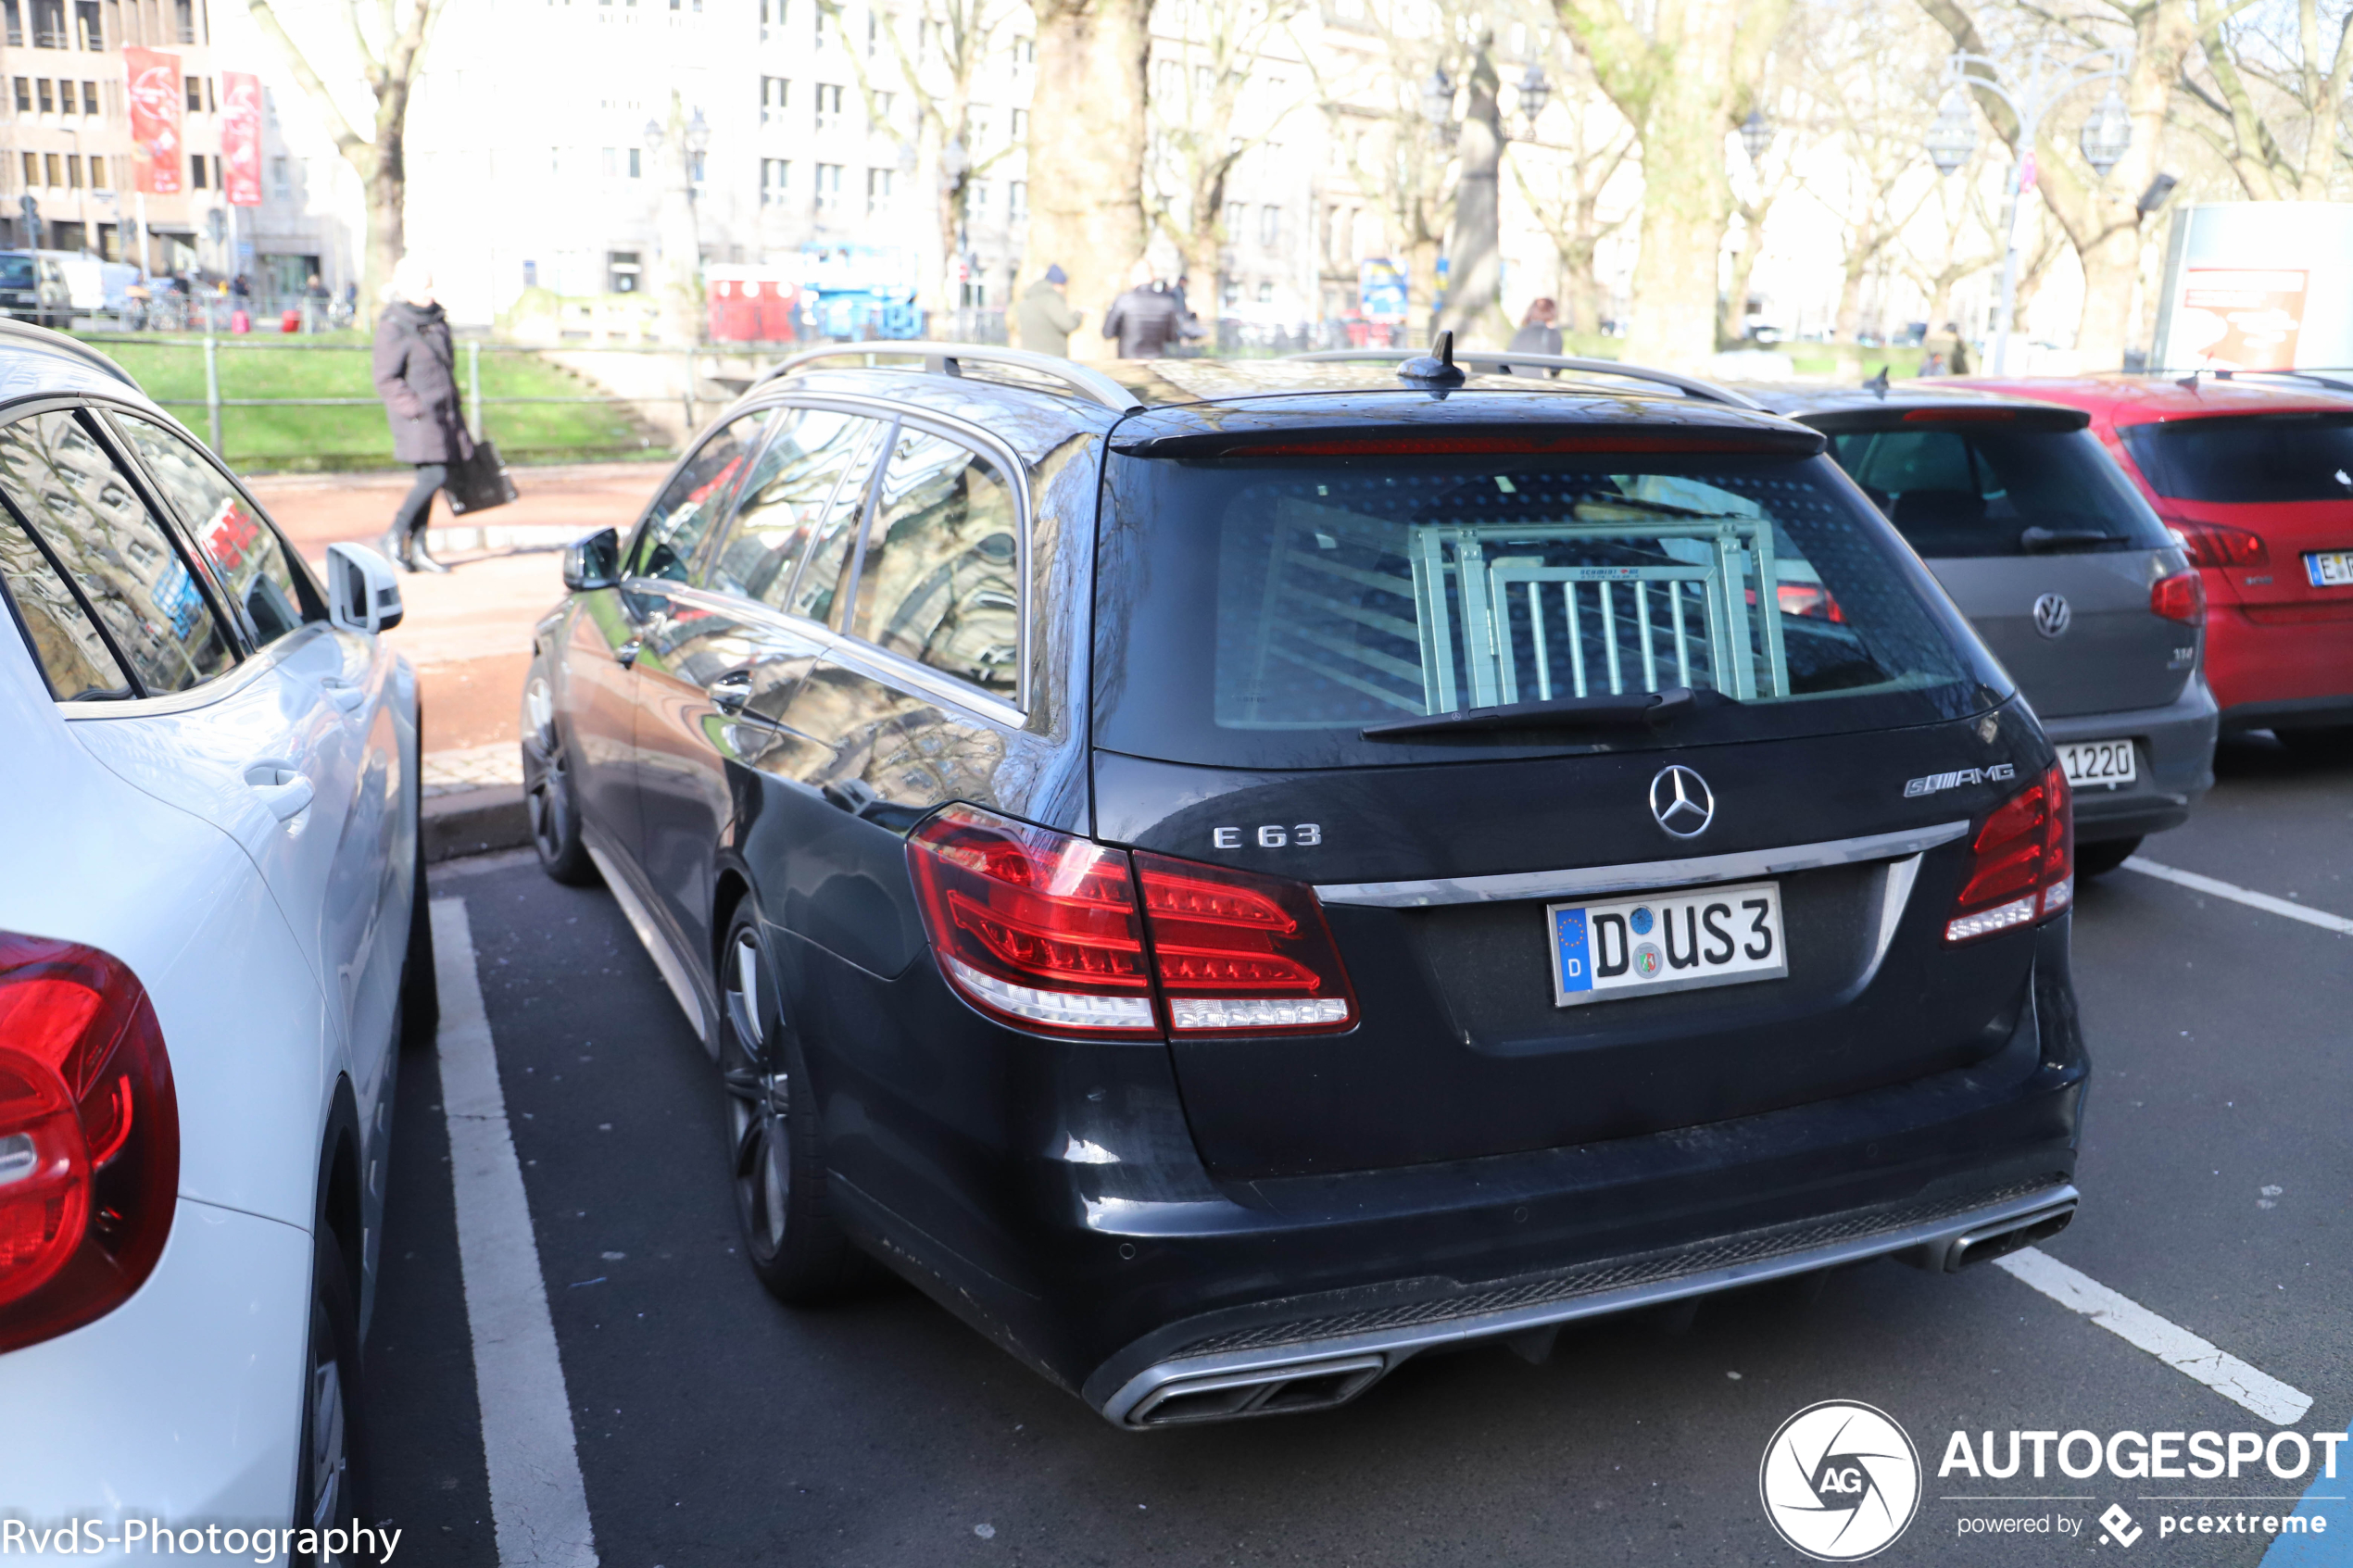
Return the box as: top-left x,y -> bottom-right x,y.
371,257 -> 474,573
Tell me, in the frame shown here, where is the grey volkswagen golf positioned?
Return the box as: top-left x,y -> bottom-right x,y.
1751,384 -> 2217,875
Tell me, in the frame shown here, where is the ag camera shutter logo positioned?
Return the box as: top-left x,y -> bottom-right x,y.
1759,1400 -> 1922,1561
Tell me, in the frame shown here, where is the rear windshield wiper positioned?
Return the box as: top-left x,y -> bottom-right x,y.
1363,685 -> 1697,740
2020,526 -> 2123,554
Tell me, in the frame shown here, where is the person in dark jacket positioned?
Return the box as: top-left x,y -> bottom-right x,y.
1101,264 -> 1184,358
371,257 -> 473,573
1506,297 -> 1563,375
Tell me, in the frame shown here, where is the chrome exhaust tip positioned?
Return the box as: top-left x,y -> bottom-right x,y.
1123,1354 -> 1388,1428
1941,1198 -> 2077,1272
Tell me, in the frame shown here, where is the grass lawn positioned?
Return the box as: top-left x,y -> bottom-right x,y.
80,335 -> 665,472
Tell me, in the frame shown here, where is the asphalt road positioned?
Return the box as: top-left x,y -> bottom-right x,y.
367,734 -> 2352,1568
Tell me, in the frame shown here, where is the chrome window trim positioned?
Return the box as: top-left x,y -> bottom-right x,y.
57,617 -> 334,721
1315,820 -> 1971,908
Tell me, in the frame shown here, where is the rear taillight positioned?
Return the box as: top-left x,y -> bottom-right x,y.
907,806 -> 1357,1037
1774,583 -> 1845,622
0,934 -> 178,1352
2168,520 -> 2268,569
2150,570 -> 2205,625
1944,765 -> 2073,945
1135,853 -> 1356,1032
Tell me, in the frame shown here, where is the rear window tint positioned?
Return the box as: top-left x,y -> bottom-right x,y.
0,510 -> 132,700
1094,453 -> 2004,770
1825,425 -> 2171,557
2120,412 -> 2353,503
116,414 -> 313,646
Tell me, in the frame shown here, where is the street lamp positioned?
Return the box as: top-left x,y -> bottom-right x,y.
1738,107 -> 1772,164
1932,44 -> 2132,374
1925,85 -> 1977,175
1515,61 -> 1551,138
1420,68 -> 1454,139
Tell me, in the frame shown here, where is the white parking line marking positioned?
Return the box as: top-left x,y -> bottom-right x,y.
432,898 -> 601,1568
1994,1247 -> 2313,1426
2123,859 -> 2353,936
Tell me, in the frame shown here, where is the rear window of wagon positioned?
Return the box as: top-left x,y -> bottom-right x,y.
1091,449 -> 2010,771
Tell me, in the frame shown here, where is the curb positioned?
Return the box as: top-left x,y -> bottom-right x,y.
424,784 -> 532,863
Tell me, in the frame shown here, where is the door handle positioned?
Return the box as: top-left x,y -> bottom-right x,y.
244,760 -> 316,822
614,638 -> 641,669
709,671 -> 752,714
319,676 -> 367,713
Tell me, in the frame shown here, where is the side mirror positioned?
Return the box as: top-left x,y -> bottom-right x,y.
563,528 -> 621,593
325,541 -> 404,633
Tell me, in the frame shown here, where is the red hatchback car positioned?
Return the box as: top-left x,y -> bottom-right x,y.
1954,374 -> 2353,752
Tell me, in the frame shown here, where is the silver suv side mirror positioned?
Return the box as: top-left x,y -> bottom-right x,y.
325,541 -> 404,633
563,527 -> 621,593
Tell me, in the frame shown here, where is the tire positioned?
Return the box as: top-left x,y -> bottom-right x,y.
2276,724 -> 2353,761
292,1229 -> 372,1565
521,667 -> 598,886
718,903 -> 868,1303
2075,835 -> 2142,878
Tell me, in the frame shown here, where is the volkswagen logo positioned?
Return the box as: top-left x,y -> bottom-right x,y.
1649,764 -> 1715,839
1758,1400 -> 1921,1561
2033,592 -> 2072,638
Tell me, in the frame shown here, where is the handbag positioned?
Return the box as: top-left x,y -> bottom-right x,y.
444,438 -> 519,516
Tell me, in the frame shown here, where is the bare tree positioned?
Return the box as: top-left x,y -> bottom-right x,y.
2179,0 -> 2353,199
1554,0 -> 1791,369
1898,143 -> 2005,332
1024,0 -> 1153,358
1507,63 -> 1636,338
1144,0 -> 1303,312
1798,6 -> 1945,344
1915,0 -> 2198,368
825,0 -> 1021,320
1436,36 -> 1509,342
245,0 -> 450,309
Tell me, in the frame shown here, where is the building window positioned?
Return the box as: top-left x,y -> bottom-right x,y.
30,0 -> 61,47
1010,108 -> 1026,140
688,150 -> 705,182
761,75 -> 786,122
36,77 -> 53,112
1008,180 -> 1026,219
183,75 -> 201,113
270,155 -> 290,199
3,3 -> 19,47
1258,205 -> 1280,246
522,259 -> 538,289
71,0 -> 94,46
813,82 -> 842,130
19,152 -> 34,188
63,153 -> 79,187
171,0 -> 193,43
873,88 -> 893,123
760,0 -> 782,23
10,79 -> 27,112
628,146 -> 641,178
813,160 -> 841,211
44,152 -> 61,186
190,153 -> 207,188
608,250 -> 641,293
79,80 -> 94,114
865,166 -> 890,212
761,157 -> 788,204
600,145 -> 616,177
86,154 -> 103,188
1256,281 -> 1274,305
1011,34 -> 1032,64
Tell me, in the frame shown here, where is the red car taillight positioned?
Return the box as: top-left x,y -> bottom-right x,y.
0,934 -> 178,1352
1774,583 -> 1845,622
907,806 -> 1357,1037
2150,569 -> 2205,625
1944,765 -> 2073,945
2168,520 -> 2268,569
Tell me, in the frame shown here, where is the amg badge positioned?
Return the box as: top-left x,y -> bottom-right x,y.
1904,763 -> 2015,798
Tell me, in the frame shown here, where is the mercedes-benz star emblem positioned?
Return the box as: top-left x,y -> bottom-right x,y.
1650,764 -> 1715,839
2032,592 -> 2071,639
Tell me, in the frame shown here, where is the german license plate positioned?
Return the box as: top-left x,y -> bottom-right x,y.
1547,880 -> 1787,1007
2305,549 -> 2353,588
2057,738 -> 2137,789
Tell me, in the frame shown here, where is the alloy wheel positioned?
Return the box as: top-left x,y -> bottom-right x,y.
722,930 -> 791,1261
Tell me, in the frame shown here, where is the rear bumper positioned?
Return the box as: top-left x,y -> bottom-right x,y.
813,920 -> 2088,1424
2039,679 -> 2218,842
2207,603 -> 2353,731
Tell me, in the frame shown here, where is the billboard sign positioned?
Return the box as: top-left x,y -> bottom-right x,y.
220,71 -> 263,207
2152,204 -> 2353,372
1360,258 -> 1408,324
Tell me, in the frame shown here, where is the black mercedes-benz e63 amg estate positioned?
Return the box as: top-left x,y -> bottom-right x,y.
522,338 -> 2086,1427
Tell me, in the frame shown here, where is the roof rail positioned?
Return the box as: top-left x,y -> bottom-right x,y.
1287,348 -> 1765,411
758,340 -> 1142,414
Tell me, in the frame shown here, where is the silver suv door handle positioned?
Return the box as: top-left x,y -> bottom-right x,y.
319,676 -> 367,713
244,760 -> 316,822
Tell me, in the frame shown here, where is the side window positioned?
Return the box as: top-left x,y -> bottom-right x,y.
783,421 -> 887,628
0,510 -> 132,700
705,408 -> 883,611
849,427 -> 1021,699
113,412 -> 313,647
0,410 -> 236,696
627,410 -> 769,583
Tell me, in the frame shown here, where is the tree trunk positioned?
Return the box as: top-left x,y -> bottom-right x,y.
1832,242 -> 1871,344
1437,44 -> 1505,345
1024,0 -> 1151,363
363,150 -> 402,318
1566,235 -> 1604,337
1627,64 -> 1734,370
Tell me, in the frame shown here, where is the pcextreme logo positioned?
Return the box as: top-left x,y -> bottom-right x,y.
1760,1400 -> 1924,1562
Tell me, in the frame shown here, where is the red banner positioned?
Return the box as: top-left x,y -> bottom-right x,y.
220,70 -> 261,206
124,47 -> 183,195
